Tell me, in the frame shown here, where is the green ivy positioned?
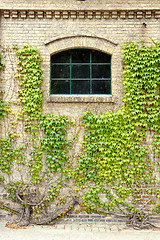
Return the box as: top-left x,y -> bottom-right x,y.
0,53 -> 7,120
0,93 -> 7,120
0,134 -> 15,174
0,134 -> 27,176
15,45 -> 43,121
0,53 -> 4,69
75,41 -> 160,213
40,114 -> 73,173
0,41 -> 159,225
13,45 -> 44,183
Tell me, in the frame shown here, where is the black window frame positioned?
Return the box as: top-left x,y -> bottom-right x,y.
50,49 -> 112,95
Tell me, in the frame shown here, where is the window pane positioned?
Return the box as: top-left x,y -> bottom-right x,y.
92,65 -> 111,79
72,65 -> 90,78
51,65 -> 70,78
92,80 -> 111,94
51,49 -> 112,95
51,80 -> 70,94
51,51 -> 70,63
72,80 -> 90,94
72,49 -> 90,63
92,50 -> 111,63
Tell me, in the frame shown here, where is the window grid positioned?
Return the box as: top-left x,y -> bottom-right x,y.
70,52 -> 72,95
50,49 -> 111,95
90,51 -> 92,94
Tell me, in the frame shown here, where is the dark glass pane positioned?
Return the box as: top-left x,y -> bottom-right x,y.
51,80 -> 70,94
92,65 -> 111,79
92,80 -> 111,94
72,65 -> 90,78
51,51 -> 70,63
72,49 -> 90,63
92,50 -> 111,63
51,65 -> 70,78
72,80 -> 90,94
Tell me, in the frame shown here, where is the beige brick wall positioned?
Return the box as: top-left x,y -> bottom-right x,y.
0,0 -> 160,10
0,1 -> 159,222
0,5 -> 159,118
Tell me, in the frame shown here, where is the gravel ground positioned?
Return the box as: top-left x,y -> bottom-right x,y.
0,221 -> 160,240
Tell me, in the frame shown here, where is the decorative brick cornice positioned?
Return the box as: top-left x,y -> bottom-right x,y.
2,9 -> 160,20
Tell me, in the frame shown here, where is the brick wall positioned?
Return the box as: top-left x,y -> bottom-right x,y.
0,0 -> 160,224
0,7 -> 160,118
0,0 -> 160,10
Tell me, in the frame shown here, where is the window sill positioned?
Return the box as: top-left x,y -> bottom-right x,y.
49,95 -> 115,103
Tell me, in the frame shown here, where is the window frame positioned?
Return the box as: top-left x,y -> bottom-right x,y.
50,48 -> 112,95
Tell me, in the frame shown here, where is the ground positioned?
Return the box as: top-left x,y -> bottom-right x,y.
0,220 -> 160,240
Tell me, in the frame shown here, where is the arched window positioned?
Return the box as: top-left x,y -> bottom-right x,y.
50,49 -> 111,94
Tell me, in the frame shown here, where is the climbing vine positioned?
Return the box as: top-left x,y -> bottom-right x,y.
0,52 -> 7,120
14,44 -> 43,121
40,114 -> 73,173
0,41 -> 159,229
74,41 -> 160,226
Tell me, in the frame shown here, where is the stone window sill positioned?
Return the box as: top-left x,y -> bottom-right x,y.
49,95 -> 115,103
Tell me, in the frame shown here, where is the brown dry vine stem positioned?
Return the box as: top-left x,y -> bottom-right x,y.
0,201 -> 20,215
32,196 -> 78,225
16,178 -> 61,207
127,212 -> 160,230
14,196 -> 79,226
16,193 -> 45,207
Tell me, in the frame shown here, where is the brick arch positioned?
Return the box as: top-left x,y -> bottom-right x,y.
45,35 -> 118,56
44,35 -> 120,102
